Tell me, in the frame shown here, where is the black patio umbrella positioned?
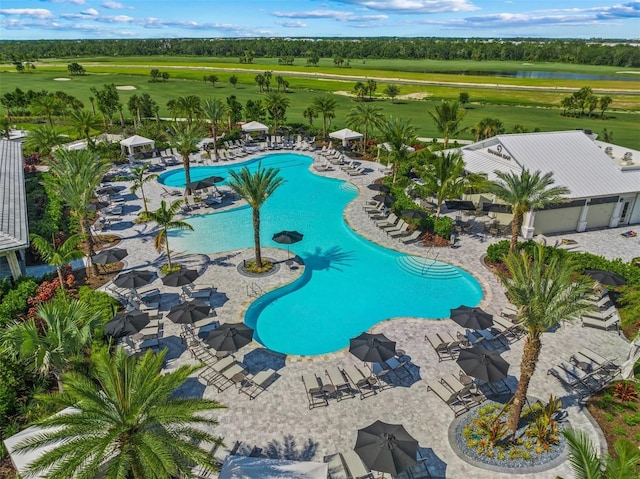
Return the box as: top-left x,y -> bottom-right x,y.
354,420 -> 418,475
166,300 -> 211,324
482,203 -> 512,214
367,183 -> 391,193
450,305 -> 494,330
372,194 -> 396,205
104,311 -> 149,338
401,209 -> 428,220
205,322 -> 254,352
444,200 -> 476,211
114,270 -> 155,289
186,175 -> 225,191
92,248 -> 128,265
350,333 -> 396,363
96,185 -> 119,195
161,268 -> 199,287
272,230 -> 304,259
584,269 -> 626,286
457,346 -> 510,384
87,201 -> 109,212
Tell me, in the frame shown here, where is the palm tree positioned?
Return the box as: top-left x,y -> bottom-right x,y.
498,244 -> 593,436
46,149 -> 111,276
200,98 -> 227,162
421,150 -> 466,218
263,92 -> 290,134
303,106 -> 317,127
471,117 -> 505,141
170,122 -> 204,196
175,95 -> 202,124
428,101 -> 467,149
32,95 -> 61,126
0,116 -> 11,139
311,95 -> 337,140
346,103 -> 384,155
68,109 -> 102,144
129,163 -> 159,213
562,429 -> 640,479
138,199 -> 193,269
29,233 -> 86,294
228,165 -> 285,269
13,348 -> 225,479
490,169 -> 569,251
24,125 -> 65,157
1,300 -> 101,392
379,117 -> 417,185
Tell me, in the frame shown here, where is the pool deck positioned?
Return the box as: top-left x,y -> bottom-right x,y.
101,151 -> 634,478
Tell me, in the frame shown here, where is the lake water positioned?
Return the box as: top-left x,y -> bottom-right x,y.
431,70 -> 639,82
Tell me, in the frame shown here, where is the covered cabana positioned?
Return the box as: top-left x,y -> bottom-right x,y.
329,128 -> 363,147
219,455 -> 328,479
119,135 -> 155,157
241,121 -> 269,133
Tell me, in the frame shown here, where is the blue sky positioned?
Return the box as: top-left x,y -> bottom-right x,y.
1,0 -> 639,40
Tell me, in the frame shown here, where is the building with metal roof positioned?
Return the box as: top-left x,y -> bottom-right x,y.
0,139 -> 29,279
456,130 -> 640,238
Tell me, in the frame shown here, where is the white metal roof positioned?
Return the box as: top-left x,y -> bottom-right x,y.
459,130 -> 640,199
0,140 -> 29,252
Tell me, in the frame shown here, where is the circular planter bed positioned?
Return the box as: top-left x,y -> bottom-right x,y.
237,257 -> 280,278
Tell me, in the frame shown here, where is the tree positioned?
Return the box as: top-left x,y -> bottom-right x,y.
303,106 -> 317,126
130,163 -> 159,213
161,71 -> 170,82
254,73 -> 265,93
12,347 -> 224,479
599,95 -> 612,118
175,95 -> 201,125
229,74 -> 238,88
366,79 -> 377,100
459,92 -> 470,105
601,128 -> 614,143
170,122 -> 204,196
346,103 -> 384,154
150,68 -> 161,82
383,84 -> 400,103
490,169 -> 569,251
68,109 -> 102,144
561,429 -> 640,479
471,117 -> 505,141
353,81 -> 368,102
201,98 -> 228,162
245,99 -> 265,123
90,84 -> 120,129
228,165 -> 285,269
226,95 -> 243,130
264,92 -> 290,134
29,233 -> 86,294
24,125 -> 65,157
67,62 -> 85,76
311,95 -> 337,140
428,101 -> 467,149
306,53 -> 319,66
498,245 -> 594,437
32,95 -> 61,127
204,74 -> 219,87
0,116 -> 10,139
46,149 -> 111,276
1,300 -> 101,392
421,150 -> 466,218
138,199 -> 193,269
379,117 -> 416,184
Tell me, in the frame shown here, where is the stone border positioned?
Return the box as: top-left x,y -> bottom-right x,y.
447,401 -> 569,475
236,257 -> 281,278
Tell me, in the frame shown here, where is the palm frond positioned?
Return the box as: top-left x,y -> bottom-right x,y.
562,429 -> 604,479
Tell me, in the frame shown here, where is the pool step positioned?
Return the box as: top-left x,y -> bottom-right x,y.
396,255 -> 462,280
339,182 -> 359,193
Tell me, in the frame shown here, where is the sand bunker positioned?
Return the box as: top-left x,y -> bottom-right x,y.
397,92 -> 431,100
53,77 -> 71,81
334,90 -> 356,97
116,85 -> 137,90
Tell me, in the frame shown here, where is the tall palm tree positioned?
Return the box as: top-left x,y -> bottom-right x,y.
264,92 -> 290,134
428,101 -> 467,149
471,117 -> 505,141
228,165 -> 285,269
32,95 -> 61,126
129,163 -> 159,213
379,117 -> 416,185
29,233 -> 86,294
13,348 -> 225,479
498,244 -> 593,436
421,150 -> 466,218
490,169 -> 569,251
311,95 -> 337,140
175,95 -> 202,124
562,429 -> 640,479
24,125 -> 65,157
46,149 -> 111,276
170,122 -> 204,196
137,199 -> 193,269
200,98 -> 228,162
0,300 -> 101,392
68,109 -> 102,144
346,103 -> 384,155
303,106 -> 317,127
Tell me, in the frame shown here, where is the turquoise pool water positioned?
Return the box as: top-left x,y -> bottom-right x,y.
159,154 -> 483,355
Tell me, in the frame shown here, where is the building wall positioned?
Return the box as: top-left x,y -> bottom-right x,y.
533,207 -> 582,235
626,195 -> 640,225
586,203 -> 616,229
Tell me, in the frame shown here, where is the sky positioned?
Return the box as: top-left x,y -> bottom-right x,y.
1,0 -> 639,41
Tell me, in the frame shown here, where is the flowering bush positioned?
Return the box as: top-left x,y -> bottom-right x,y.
27,267 -> 76,318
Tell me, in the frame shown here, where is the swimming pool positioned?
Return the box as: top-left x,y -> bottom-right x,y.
159,153 -> 483,355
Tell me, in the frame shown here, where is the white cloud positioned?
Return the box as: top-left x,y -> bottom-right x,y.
101,1 -> 126,9
333,0 -> 479,14
0,8 -> 54,19
43,0 -> 86,4
276,20 -> 308,28
95,14 -> 135,23
272,9 -> 387,22
81,8 -> 99,16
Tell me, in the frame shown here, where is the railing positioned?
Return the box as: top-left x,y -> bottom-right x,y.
246,282 -> 264,297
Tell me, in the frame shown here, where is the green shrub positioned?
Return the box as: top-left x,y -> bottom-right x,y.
0,278 -> 38,328
77,286 -> 120,324
486,240 -> 511,263
434,216 -> 453,239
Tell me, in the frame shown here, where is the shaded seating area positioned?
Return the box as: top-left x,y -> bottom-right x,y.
547,348 -> 620,398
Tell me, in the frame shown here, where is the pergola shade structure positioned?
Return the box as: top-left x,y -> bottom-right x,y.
119,135 -> 155,157
329,128 -> 363,147
241,121 -> 269,133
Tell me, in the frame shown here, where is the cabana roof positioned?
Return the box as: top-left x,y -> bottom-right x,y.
241,121 -> 269,133
0,140 -> 29,253
119,135 -> 154,147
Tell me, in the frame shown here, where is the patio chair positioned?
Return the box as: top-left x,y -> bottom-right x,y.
181,284 -> 212,300
588,295 -> 613,309
388,224 -> 411,238
375,214 -> 398,228
492,316 -> 525,342
383,356 -> 411,380
381,219 -> 406,234
425,333 -> 453,362
369,362 -> 394,389
558,362 -> 605,392
427,381 -> 469,417
347,167 -> 365,176
302,373 -> 328,409
341,450 -> 374,479
581,314 -> 620,332
583,305 -> 617,320
198,356 -> 235,386
208,361 -> 247,392
341,364 -> 377,399
580,348 -> 621,374
325,366 -> 355,400
400,230 -> 423,244
239,369 -> 277,400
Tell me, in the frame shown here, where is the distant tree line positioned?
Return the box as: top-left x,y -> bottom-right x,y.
2,37 -> 639,67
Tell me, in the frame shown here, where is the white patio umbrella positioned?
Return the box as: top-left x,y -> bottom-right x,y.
241,121 -> 269,133
119,135 -> 155,157
329,128 -> 363,147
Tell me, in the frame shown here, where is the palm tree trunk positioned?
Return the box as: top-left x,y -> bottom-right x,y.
141,187 -> 148,213
82,216 -> 99,277
322,116 -> 327,140
54,370 -> 64,393
164,229 -> 172,268
510,212 -> 523,251
212,125 -> 219,161
182,156 -> 192,196
253,208 -> 262,268
56,267 -> 67,295
506,335 -> 541,436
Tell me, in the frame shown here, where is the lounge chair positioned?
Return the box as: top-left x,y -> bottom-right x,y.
161,187 -> 181,198
581,314 -> 620,332
427,381 -> 469,416
325,366 -> 355,400
588,295 -> 612,309
375,214 -> 398,228
580,348 -> 620,374
341,364 -> 377,399
388,224 -> 410,238
347,167 -> 365,176
381,220 -> 406,234
425,333 -> 453,362
547,365 -> 592,397
181,284 -> 212,300
400,230 -> 423,244
302,373 -> 328,409
208,361 -> 247,392
198,356 -> 236,386
239,369 -> 277,399
492,316 -> 525,342
341,450 -> 374,479
583,305 -> 617,320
